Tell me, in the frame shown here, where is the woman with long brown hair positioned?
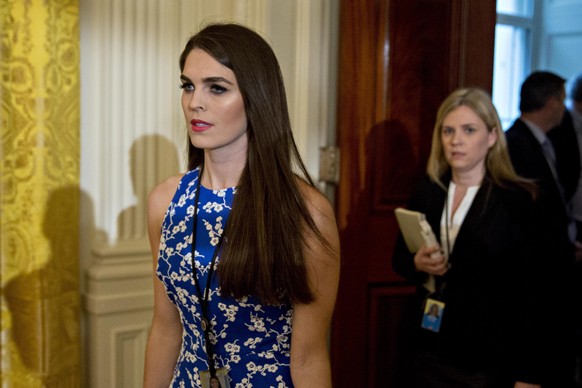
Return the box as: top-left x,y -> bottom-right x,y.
143,23 -> 340,387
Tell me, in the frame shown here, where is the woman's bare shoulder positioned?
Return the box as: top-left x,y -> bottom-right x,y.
296,179 -> 337,234
148,174 -> 184,214
297,179 -> 333,212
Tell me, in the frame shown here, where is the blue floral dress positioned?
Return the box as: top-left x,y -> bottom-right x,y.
157,168 -> 294,387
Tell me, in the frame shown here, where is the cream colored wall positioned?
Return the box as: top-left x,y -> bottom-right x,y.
78,1 -> 338,386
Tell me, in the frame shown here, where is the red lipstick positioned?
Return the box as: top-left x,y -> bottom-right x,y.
190,119 -> 212,133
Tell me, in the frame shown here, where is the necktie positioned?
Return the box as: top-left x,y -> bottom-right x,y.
542,138 -> 577,242
542,138 -> 557,174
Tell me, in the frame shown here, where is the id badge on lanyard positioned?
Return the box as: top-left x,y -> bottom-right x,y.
421,297 -> 445,332
192,167 -> 231,387
201,368 -> 231,388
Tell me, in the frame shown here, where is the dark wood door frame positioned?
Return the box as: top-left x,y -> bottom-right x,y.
330,1 -> 495,386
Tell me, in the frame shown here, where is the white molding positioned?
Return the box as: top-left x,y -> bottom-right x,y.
113,324 -> 151,388
91,238 -> 151,258
86,258 -> 151,282
87,312 -> 152,388
84,292 -> 153,315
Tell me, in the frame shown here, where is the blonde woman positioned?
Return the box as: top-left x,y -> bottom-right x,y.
393,88 -> 542,387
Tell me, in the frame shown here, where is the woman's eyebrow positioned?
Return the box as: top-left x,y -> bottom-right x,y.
179,74 -> 233,85
202,76 -> 234,85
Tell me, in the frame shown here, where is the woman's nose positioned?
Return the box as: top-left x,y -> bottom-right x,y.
188,92 -> 206,111
451,130 -> 462,144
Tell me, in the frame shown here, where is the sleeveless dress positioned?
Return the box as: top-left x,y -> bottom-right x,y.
157,168 -> 294,387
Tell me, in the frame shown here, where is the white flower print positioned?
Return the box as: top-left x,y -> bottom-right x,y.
218,302 -> 239,322
248,314 -> 266,332
243,337 -> 261,349
177,193 -> 187,207
224,342 -> 241,355
230,354 -> 241,364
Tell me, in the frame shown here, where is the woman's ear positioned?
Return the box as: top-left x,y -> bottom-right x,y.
488,127 -> 498,148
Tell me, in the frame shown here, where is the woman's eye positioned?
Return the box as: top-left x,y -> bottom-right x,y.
442,127 -> 453,135
210,84 -> 227,94
464,127 -> 476,134
179,83 -> 194,92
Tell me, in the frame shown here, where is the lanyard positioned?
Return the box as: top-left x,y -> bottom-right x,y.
190,166 -> 226,377
433,190 -> 453,299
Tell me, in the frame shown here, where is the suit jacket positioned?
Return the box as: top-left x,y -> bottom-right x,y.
505,119 -> 577,385
548,109 -> 581,201
505,118 -> 574,264
392,175 -> 544,384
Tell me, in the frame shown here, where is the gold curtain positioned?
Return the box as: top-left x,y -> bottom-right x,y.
1,0 -> 81,386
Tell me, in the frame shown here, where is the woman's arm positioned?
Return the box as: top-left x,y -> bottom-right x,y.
393,177 -> 447,280
290,186 -> 340,388
143,176 -> 184,388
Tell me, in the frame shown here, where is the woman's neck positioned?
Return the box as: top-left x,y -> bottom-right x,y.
201,150 -> 246,189
451,169 -> 484,188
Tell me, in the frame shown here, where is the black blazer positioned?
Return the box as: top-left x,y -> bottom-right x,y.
505,118 -> 574,264
505,119 -> 577,385
548,109 -> 581,201
392,175 -> 544,384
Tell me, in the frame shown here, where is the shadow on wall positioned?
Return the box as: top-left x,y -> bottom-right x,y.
3,186 -> 86,385
2,135 -> 180,385
117,134 -> 181,241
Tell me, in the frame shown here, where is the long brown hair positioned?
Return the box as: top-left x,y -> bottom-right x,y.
427,87 -> 536,194
179,23 -> 327,305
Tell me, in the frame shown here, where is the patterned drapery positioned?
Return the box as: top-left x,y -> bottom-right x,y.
1,0 -> 81,386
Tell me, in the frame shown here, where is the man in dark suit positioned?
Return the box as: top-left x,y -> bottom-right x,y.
548,108 -> 581,203
564,72 -> 582,242
505,71 -> 577,387
563,72 -> 582,388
